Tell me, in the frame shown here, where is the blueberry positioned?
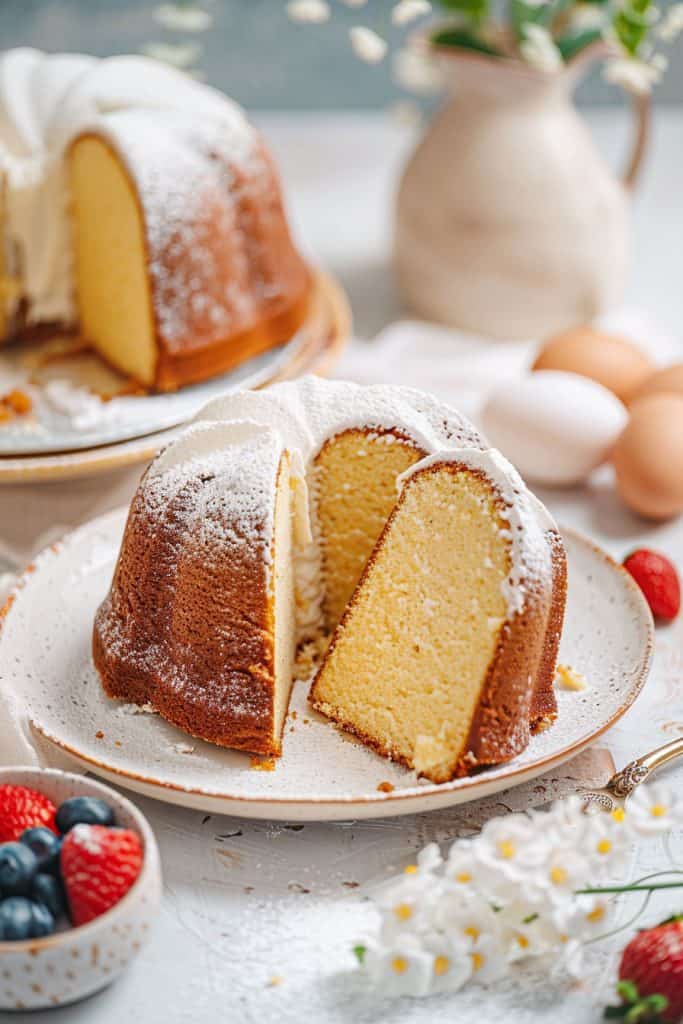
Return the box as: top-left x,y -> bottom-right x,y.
0,897 -> 32,940
55,796 -> 115,834
20,827 -> 61,872
31,873 -> 66,920
0,843 -> 38,896
29,901 -> 55,938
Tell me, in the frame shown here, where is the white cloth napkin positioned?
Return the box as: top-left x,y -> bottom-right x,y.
1,306 -> 679,773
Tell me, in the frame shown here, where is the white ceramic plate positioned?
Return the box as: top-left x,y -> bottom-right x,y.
0,509 -> 653,821
0,335 -> 301,456
0,271 -> 347,458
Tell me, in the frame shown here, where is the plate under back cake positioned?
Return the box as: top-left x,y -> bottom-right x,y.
0,48 -> 311,391
93,376 -> 567,780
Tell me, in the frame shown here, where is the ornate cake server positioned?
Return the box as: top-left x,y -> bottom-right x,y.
578,736 -> 683,813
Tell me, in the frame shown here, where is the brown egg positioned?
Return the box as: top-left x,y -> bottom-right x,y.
613,393 -> 683,520
532,327 -> 653,404
632,363 -> 683,403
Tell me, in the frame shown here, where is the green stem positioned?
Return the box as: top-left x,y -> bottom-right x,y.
577,881 -> 683,895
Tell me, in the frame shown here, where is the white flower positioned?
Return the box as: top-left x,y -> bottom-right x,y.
364,934 -> 439,997
392,0 -> 432,27
603,55 -> 664,93
393,46 -> 443,94
286,0 -> 331,24
423,933 -> 474,994
568,3 -> 608,31
153,4 -> 212,32
498,902 -> 565,961
519,24 -> 563,72
473,813 -> 551,890
447,899 -> 508,983
626,782 -> 683,835
580,811 -> 632,875
141,41 -> 202,68
349,26 -> 388,63
657,2 -> 683,40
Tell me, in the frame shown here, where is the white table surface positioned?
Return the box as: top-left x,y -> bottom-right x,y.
5,109 -> 683,1024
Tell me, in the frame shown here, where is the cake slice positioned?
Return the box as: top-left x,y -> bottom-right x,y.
93,420 -> 299,756
310,449 -> 563,783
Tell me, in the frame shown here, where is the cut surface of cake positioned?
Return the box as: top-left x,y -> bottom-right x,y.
93,377 -> 566,773
0,48 -> 311,390
310,450 -> 564,782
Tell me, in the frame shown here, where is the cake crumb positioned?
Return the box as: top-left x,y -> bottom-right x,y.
555,664 -> 588,692
377,781 -> 395,793
267,975 -> 283,988
293,634 -> 330,682
117,702 -> 157,716
95,730 -> 104,740
173,742 -> 195,755
250,757 -> 276,772
0,388 -> 33,425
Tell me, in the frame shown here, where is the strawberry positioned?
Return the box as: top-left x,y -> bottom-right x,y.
60,824 -> 143,926
0,784 -> 57,842
605,915 -> 683,1023
623,549 -> 681,623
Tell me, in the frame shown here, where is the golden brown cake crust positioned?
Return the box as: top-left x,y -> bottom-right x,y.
92,454 -> 284,757
70,129 -> 311,392
310,463 -> 567,783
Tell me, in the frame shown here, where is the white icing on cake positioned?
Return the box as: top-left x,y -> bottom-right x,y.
174,377 -> 555,628
0,47 -> 254,329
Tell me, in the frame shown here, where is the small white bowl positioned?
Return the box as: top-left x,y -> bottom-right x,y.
0,767 -> 162,1011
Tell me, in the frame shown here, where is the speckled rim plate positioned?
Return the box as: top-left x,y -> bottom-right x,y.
0,270 -> 350,481
0,513 -> 653,821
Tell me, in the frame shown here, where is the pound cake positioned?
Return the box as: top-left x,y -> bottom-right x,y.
93,377 -> 566,776
0,48 -> 310,390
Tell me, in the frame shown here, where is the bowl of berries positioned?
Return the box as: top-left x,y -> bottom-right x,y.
0,767 -> 162,1011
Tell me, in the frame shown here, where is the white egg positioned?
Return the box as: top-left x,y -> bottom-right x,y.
480,370 -> 628,486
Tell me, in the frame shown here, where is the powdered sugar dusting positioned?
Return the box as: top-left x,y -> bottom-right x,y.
98,107 -> 264,349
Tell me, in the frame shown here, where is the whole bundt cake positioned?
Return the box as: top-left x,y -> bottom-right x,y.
0,48 -> 311,390
93,377 -> 566,780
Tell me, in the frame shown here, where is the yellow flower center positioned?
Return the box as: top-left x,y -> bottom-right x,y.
455,871 -> 472,883
586,906 -> 606,923
517,934 -> 530,949
464,925 -> 480,940
611,808 -> 626,823
597,839 -> 612,855
650,804 -> 667,818
404,864 -> 418,875
471,952 -> 485,972
433,956 -> 450,976
550,866 -> 568,885
392,957 -> 408,975
498,840 -> 516,859
394,903 -> 413,921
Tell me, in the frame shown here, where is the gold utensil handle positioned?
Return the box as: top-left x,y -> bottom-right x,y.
608,737 -> 683,798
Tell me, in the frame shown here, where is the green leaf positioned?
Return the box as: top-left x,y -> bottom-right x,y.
430,26 -> 503,55
617,980 -> 640,1004
352,945 -> 366,965
613,2 -> 652,55
556,26 -> 603,60
437,0 -> 490,27
522,912 -> 539,924
645,994 -> 669,1013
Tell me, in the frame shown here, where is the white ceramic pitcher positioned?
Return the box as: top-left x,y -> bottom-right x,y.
394,46 -> 649,340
